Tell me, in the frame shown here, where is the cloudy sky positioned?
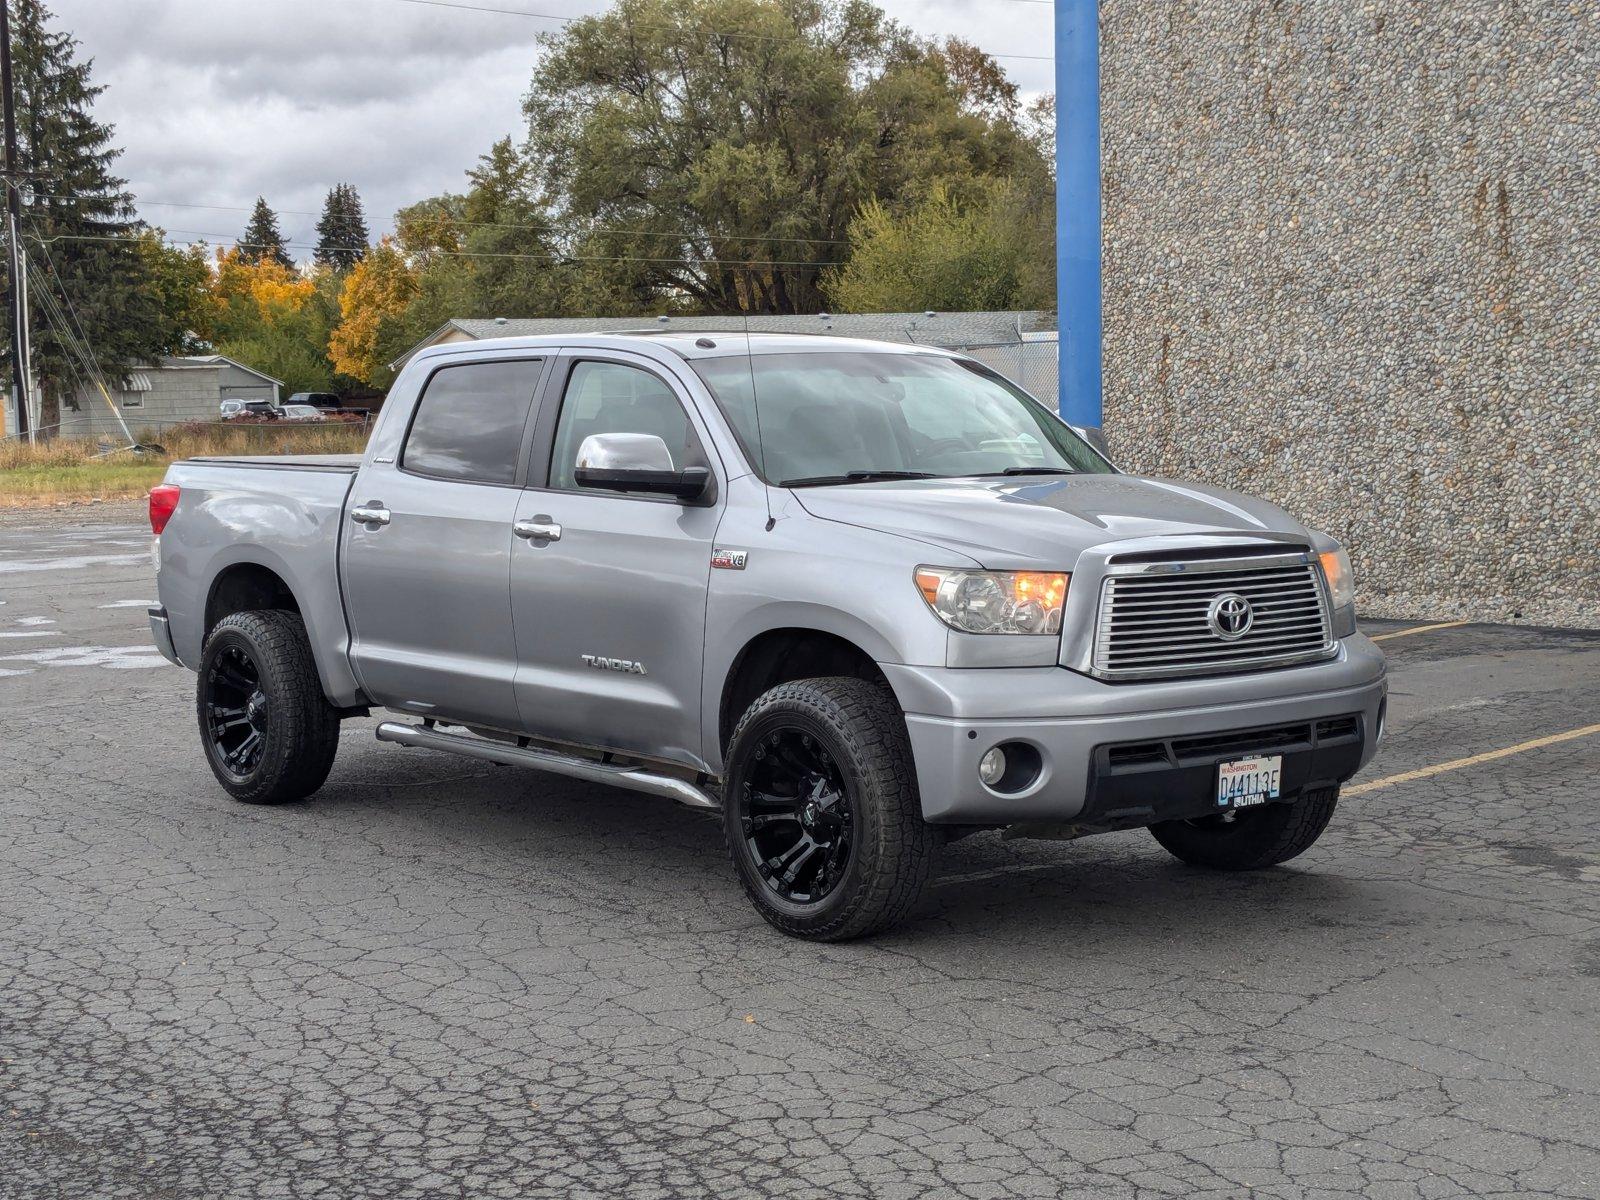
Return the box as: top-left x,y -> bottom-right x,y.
49,0 -> 1054,250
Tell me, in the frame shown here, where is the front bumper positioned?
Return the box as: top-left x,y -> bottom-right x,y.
885,635 -> 1386,824
148,605 -> 181,666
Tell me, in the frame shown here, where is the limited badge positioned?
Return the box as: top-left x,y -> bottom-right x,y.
711,547 -> 748,570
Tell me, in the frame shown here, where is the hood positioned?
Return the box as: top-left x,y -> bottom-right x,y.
791,474 -> 1310,569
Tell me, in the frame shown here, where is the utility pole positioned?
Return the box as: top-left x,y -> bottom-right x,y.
0,0 -> 32,441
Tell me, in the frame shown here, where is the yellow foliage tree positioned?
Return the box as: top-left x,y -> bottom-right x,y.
329,240 -> 420,384
207,249 -> 317,340
204,249 -> 337,395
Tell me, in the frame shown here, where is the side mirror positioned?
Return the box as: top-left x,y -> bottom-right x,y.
1071,423 -> 1111,460
573,432 -> 711,502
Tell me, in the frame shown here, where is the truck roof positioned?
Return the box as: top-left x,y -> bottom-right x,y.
410,329 -> 962,365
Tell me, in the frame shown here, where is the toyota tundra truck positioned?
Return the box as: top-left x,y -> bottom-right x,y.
147,332 -> 1386,939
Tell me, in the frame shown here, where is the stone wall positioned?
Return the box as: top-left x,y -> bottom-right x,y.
1101,1 -> 1597,628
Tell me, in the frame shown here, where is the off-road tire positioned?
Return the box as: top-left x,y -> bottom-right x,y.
724,677 -> 936,941
1148,786 -> 1339,870
197,610 -> 340,804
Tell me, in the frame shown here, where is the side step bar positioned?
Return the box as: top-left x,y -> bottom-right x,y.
374,721 -> 720,810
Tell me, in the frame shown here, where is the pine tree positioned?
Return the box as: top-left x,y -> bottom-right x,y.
239,196 -> 292,269
314,183 -> 368,271
5,0 -> 162,431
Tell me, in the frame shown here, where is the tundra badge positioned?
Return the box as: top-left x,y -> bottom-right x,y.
581,654 -> 648,675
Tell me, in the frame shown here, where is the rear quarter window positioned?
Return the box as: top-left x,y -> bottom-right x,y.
401,359 -> 543,484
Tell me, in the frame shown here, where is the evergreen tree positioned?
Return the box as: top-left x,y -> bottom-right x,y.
239,196 -> 292,269
5,0 -> 162,431
314,182 -> 369,271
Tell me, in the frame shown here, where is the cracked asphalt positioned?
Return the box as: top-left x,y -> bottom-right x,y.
3,507 -> 1598,1199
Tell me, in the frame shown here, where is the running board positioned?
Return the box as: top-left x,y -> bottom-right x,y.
374,721 -> 720,810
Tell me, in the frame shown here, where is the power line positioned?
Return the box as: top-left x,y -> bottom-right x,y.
27,191 -> 858,247
28,229 -> 843,270
389,0 -> 1052,61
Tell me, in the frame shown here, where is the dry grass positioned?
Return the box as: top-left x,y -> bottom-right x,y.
0,420 -> 373,506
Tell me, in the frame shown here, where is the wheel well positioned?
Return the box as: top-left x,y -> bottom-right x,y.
719,629 -> 892,753
205,563 -> 300,640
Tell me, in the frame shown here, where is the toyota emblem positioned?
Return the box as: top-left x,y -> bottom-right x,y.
1206,592 -> 1254,640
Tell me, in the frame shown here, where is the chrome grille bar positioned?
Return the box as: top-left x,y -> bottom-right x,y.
1090,550 -> 1335,681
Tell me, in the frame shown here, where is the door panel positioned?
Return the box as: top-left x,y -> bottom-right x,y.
511,355 -> 720,767
341,356 -> 546,728
344,472 -> 522,727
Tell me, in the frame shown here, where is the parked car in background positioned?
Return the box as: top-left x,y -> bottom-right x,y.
149,332 -> 1385,940
281,404 -> 327,422
220,399 -> 280,420
287,391 -> 342,411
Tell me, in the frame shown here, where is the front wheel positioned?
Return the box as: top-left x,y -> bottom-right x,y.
1148,787 -> 1339,870
723,677 -> 936,941
197,610 -> 340,804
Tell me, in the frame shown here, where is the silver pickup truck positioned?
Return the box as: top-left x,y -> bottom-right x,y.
149,332 -> 1386,939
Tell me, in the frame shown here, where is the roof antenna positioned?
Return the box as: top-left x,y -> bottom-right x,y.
742,312 -> 776,531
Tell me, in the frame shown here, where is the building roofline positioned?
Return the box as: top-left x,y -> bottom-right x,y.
160,354 -> 285,387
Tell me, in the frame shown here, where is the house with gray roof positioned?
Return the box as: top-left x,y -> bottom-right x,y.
58,356 -> 283,439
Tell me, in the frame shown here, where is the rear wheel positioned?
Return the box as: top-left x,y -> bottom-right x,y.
1148,787 -> 1338,870
197,610 -> 340,804
724,677 -> 935,941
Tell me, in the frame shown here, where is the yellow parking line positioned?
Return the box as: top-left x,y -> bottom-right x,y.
1346,723 -> 1600,796
1369,620 -> 1469,642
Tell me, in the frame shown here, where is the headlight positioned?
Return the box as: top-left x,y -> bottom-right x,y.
1318,547 -> 1355,611
914,567 -> 1068,635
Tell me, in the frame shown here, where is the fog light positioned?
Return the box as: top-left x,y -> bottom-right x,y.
978,746 -> 1007,786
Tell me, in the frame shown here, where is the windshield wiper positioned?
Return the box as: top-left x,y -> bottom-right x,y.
779,470 -> 939,488
995,466 -> 1077,477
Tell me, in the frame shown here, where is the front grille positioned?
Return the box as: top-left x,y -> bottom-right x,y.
1091,555 -> 1334,680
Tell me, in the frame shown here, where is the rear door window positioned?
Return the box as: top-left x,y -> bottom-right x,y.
402,359 -> 544,485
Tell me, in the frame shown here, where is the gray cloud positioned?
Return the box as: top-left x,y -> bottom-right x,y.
52,0 -> 1052,247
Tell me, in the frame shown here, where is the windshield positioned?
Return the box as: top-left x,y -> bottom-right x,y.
691,351 -> 1112,485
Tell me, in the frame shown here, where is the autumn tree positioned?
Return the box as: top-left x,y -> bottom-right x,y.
328,240 -> 419,385
207,249 -> 334,392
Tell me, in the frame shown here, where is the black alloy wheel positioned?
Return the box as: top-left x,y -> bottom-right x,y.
196,609 -> 340,804
723,676 -> 937,940
205,643 -> 269,779
740,727 -> 856,905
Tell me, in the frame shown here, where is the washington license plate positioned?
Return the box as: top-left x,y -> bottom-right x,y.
1216,755 -> 1282,808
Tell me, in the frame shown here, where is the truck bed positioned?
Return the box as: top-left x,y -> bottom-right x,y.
156,455 -> 364,704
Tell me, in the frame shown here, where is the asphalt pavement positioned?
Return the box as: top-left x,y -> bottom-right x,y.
3,506 -> 1598,1199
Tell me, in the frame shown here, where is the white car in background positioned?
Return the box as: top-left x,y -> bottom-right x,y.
280,404 -> 327,422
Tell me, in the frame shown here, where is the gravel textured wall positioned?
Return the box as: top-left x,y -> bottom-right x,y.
1101,1 -> 1598,628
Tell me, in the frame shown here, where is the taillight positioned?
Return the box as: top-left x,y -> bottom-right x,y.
149,484 -> 181,535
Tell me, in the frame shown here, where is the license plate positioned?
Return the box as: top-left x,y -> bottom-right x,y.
1216,755 -> 1282,808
